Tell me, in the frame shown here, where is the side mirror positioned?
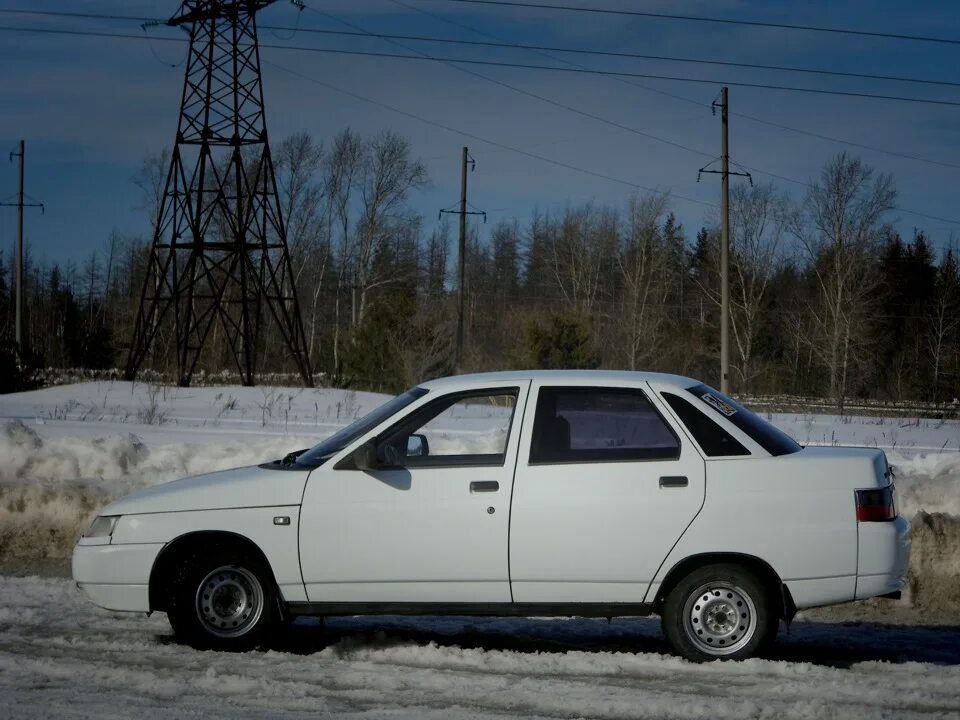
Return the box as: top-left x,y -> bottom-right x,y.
407,433 -> 430,458
353,440 -> 380,471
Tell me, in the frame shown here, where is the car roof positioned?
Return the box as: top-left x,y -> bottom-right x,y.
417,369 -> 699,391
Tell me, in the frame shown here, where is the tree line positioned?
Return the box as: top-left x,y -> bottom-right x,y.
1,129 -> 958,409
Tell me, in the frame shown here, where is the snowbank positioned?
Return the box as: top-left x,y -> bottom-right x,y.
0,420 -> 312,560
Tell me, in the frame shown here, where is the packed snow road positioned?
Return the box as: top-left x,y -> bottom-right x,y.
1,576 -> 960,719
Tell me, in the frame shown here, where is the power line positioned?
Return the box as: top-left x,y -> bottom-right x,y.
441,0 -> 960,47
259,45 -> 960,108
261,59 -> 716,208
240,27 -> 960,90
4,11 -> 960,169
390,0 -> 960,173
287,48 -> 960,108
4,4 -> 960,170
0,22 -> 714,207
4,24 -> 960,108
2,21 -> 959,226
0,8 -> 158,22
733,111 -> 960,171
268,9 -> 960,229
265,56 -> 960,228
301,9 -> 719,157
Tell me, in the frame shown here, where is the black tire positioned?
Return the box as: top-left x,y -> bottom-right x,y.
661,563 -> 778,662
166,545 -> 276,651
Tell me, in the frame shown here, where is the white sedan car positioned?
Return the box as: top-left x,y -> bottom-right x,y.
73,371 -> 910,661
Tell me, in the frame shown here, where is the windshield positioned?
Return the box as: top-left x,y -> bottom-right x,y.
295,387 -> 429,468
686,383 -> 802,457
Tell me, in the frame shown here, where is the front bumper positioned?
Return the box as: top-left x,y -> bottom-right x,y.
72,541 -> 165,612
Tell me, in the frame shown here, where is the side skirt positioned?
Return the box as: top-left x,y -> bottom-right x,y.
286,601 -> 655,618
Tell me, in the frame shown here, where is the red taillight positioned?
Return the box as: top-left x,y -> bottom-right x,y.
856,486 -> 896,522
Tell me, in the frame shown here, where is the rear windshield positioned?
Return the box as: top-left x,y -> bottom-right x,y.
685,384 -> 801,457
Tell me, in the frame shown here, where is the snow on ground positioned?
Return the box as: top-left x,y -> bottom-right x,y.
2,575 -> 960,719
1,381 -> 959,717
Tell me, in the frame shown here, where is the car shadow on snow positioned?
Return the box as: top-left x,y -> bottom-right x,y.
249,615 -> 960,668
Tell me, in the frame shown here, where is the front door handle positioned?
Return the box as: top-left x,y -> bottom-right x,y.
470,481 -> 499,493
659,476 -> 688,488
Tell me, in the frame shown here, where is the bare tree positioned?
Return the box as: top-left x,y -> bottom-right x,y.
389,306 -> 453,388
82,251 -> 101,324
549,203 -> 617,318
134,148 -> 171,226
275,132 -> 328,363
354,131 -> 428,324
728,183 -> 790,392
927,249 -> 960,400
617,192 -> 671,370
794,153 -> 896,411
325,129 -> 363,374
423,219 -> 450,299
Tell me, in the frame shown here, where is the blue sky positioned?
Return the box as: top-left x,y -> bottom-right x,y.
1,0 -> 960,271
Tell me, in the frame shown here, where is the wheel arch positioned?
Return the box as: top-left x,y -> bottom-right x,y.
653,552 -> 796,622
148,530 -> 278,613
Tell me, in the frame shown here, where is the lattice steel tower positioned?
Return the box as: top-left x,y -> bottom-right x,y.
126,0 -> 312,387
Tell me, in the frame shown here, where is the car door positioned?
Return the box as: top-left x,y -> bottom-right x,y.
509,380 -> 706,603
299,381 -> 529,604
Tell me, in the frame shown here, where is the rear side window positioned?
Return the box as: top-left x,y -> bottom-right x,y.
530,386 -> 680,464
685,384 -> 802,457
662,392 -> 749,457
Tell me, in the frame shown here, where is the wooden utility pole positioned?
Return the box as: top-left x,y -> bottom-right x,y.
2,140 -> 44,355
719,87 -> 730,394
439,147 -> 485,374
698,87 -> 750,395
456,146 -> 468,373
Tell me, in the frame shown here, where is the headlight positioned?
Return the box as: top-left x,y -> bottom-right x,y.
85,515 -> 120,538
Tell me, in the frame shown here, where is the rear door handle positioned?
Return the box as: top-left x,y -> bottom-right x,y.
470,481 -> 500,493
659,476 -> 688,488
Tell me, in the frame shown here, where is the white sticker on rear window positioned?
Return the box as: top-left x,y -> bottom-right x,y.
702,393 -> 737,417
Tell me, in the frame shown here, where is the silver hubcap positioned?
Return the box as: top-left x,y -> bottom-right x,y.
196,565 -> 263,639
683,581 -> 757,656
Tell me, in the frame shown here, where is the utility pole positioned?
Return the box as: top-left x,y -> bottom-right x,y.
698,87 -> 750,395
440,147 -> 485,373
720,88 -> 730,395
2,140 -> 44,356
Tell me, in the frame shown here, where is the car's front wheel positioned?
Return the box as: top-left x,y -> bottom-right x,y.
661,563 -> 777,662
166,546 -> 276,651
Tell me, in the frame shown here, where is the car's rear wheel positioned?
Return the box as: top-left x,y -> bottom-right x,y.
661,563 -> 777,662
166,546 -> 276,651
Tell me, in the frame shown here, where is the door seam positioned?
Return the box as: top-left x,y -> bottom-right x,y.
507,380 -> 533,604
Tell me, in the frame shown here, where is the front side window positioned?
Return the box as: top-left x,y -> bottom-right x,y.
529,386 -> 680,464
295,387 -> 429,468
377,389 -> 519,468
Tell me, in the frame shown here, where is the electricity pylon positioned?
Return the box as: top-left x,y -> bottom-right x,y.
126,0 -> 312,387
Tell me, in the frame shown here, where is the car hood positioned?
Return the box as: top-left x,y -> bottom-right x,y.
101,464 -> 312,516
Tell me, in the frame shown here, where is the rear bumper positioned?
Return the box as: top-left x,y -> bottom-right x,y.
856,514 -> 911,601
72,541 -> 164,612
